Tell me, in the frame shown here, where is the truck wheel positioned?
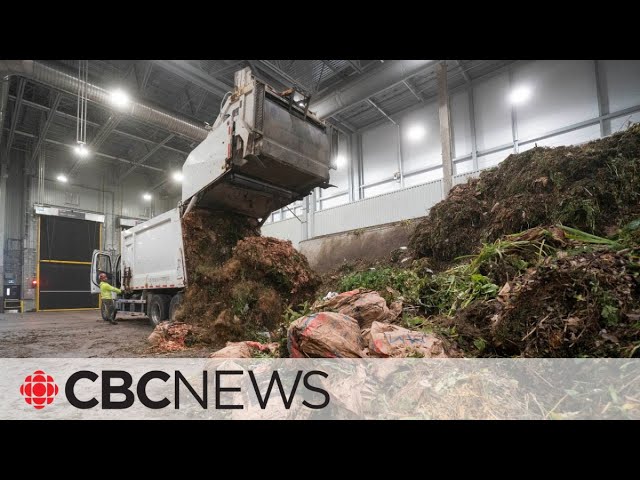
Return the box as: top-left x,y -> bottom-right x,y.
148,294 -> 171,326
169,293 -> 184,322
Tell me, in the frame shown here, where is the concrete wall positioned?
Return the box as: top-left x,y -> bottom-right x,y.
298,219 -> 419,273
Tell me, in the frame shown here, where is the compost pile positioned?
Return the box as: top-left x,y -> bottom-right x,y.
410,124 -> 640,262
327,126 -> 640,358
174,208 -> 319,346
443,243 -> 640,357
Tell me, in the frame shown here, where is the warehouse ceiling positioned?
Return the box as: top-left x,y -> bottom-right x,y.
2,59 -> 516,198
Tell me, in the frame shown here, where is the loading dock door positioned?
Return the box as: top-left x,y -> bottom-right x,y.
37,215 -> 101,311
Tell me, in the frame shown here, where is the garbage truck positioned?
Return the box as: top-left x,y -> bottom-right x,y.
90,67 -> 335,325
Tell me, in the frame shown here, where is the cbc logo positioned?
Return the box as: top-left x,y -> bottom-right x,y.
20,370 -> 59,410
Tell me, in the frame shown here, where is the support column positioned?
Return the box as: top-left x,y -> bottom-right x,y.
397,124 -> 404,188
437,62 -> 453,196
308,189 -> 317,240
468,87 -> 478,170
594,60 -> 611,137
509,68 -> 519,154
0,161 -> 7,313
302,195 -> 309,241
347,134 -> 355,202
350,132 -> 364,201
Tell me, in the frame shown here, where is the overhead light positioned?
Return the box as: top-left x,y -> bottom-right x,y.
509,86 -> 531,105
142,193 -> 152,201
406,125 -> 426,142
298,101 -> 305,107
172,171 -> 184,182
110,89 -> 130,108
56,174 -> 68,183
335,155 -> 347,168
74,143 -> 89,157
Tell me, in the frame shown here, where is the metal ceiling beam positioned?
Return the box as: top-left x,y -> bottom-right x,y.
255,60 -> 313,94
30,91 -> 62,163
4,78 -> 26,157
367,99 -> 397,126
9,128 -> 164,172
455,60 -> 471,84
152,177 -> 170,191
347,60 -> 363,73
140,62 -> 153,93
154,60 -> 231,99
310,60 -> 437,119
119,133 -> 175,180
336,116 -> 358,132
11,95 -> 191,156
0,60 -> 208,142
403,80 -> 423,102
325,118 -> 354,136
357,60 -> 525,133
208,60 -> 246,77
68,114 -> 122,175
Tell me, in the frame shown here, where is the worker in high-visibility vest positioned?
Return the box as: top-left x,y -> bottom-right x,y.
99,272 -> 121,325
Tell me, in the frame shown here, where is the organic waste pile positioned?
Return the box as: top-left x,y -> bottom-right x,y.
172,208 -> 319,348
152,126 -> 640,360
325,126 -> 640,358
410,124 -> 640,262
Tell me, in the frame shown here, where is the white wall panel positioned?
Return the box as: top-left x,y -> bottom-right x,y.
451,90 -> 472,157
261,217 -> 303,248
320,193 -> 349,210
473,72 -> 512,150
455,160 -> 474,175
607,112 -> 640,133
400,102 -> 441,172
325,134 -> 349,195
404,168 -> 443,187
314,180 -> 444,237
477,149 -> 511,169
362,123 -> 399,185
514,60 -> 598,141
520,124 -> 601,151
602,60 -> 640,113
364,180 -> 399,198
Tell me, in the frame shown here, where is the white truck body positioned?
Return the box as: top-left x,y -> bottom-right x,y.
89,208 -> 186,294
121,208 -> 186,291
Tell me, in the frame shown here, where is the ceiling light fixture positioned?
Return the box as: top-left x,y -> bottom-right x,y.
74,143 -> 89,157
110,89 -> 130,108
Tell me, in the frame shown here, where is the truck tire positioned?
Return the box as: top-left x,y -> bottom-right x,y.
169,293 -> 184,322
148,294 -> 171,326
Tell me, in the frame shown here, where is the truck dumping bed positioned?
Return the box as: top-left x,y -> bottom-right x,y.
181,68 -> 335,220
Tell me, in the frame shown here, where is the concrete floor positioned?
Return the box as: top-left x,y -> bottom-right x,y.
0,310 -> 208,358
